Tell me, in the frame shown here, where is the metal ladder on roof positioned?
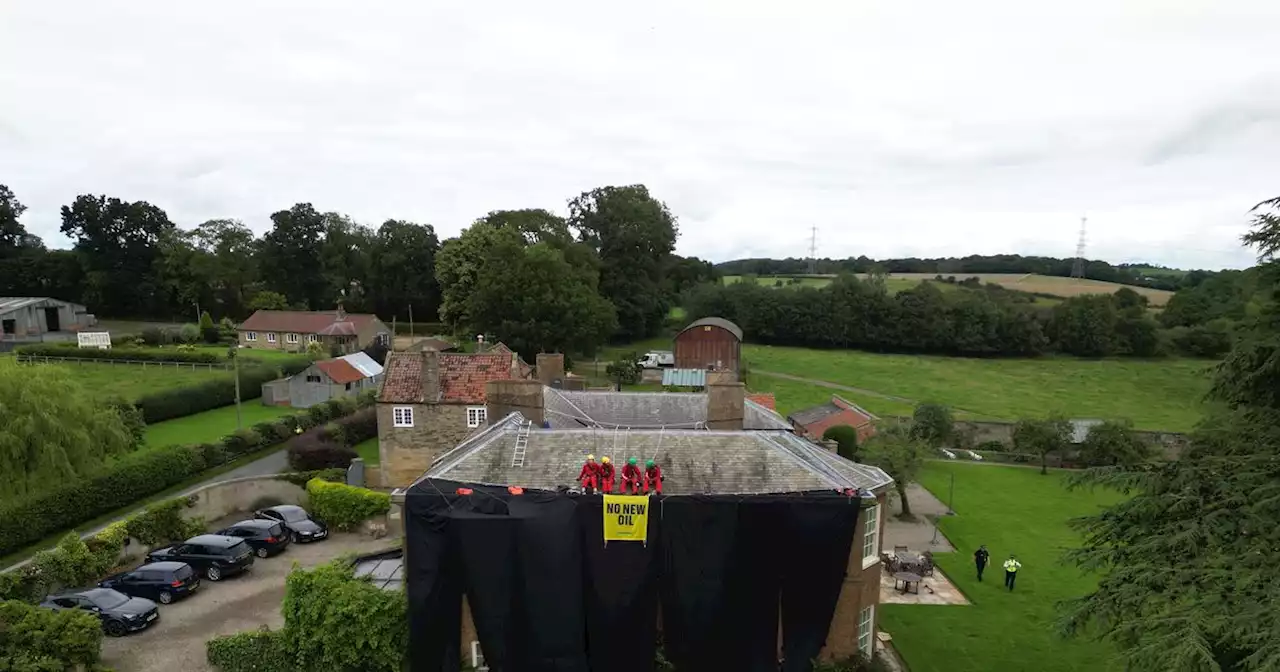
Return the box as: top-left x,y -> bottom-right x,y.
511,420 -> 533,468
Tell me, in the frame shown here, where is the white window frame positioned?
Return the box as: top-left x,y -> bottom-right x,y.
286,333 -> 299,344
267,332 -> 277,343
857,605 -> 875,657
861,503 -> 880,569
245,331 -> 257,342
393,406 -> 414,428
467,406 -> 487,428
307,334 -> 319,343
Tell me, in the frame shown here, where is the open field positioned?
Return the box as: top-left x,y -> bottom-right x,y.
721,273 -> 1170,305
879,462 -> 1125,672
743,345 -> 1212,431
142,403 -> 298,448
23,359 -> 230,400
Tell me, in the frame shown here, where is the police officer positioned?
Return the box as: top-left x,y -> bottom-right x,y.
1002,554 -> 1022,591
974,545 -> 990,581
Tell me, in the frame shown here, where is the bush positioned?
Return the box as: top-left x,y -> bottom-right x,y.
0,599 -> 104,670
124,497 -> 204,546
15,342 -> 222,364
822,424 -> 860,462
276,469 -> 346,489
177,323 -> 201,344
333,407 -> 378,445
305,479 -> 389,531
287,435 -> 357,472
207,628 -> 295,672
223,428 -> 266,459
281,560 -> 407,672
307,402 -> 336,425
140,326 -> 173,346
976,440 -> 1007,452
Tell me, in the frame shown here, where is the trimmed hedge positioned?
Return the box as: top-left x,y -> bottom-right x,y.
135,358 -> 312,424
16,342 -> 223,364
0,598 -> 104,670
207,629 -> 295,672
287,436 -> 357,472
0,392 -> 377,559
305,479 -> 390,531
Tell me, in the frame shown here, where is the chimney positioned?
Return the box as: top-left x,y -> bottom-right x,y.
509,351 -> 522,379
476,334 -> 485,352
335,301 -> 346,321
536,353 -> 565,386
486,379 -> 545,425
706,381 -> 745,430
420,350 -> 440,403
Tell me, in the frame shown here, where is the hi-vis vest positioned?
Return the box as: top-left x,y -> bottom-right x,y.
1003,559 -> 1021,572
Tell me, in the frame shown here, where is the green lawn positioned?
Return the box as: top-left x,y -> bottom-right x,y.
743,375 -> 920,419
879,462 -> 1125,672
354,437 -> 380,465
143,403 -> 298,448
743,345 -> 1212,431
31,359 -> 230,401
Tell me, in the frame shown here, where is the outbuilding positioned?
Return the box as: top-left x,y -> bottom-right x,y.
0,297 -> 94,344
263,352 -> 384,408
673,317 -> 742,372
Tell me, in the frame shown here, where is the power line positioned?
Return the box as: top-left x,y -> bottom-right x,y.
1071,216 -> 1087,279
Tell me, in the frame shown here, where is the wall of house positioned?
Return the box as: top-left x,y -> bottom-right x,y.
674,326 -> 741,371
358,319 -> 392,350
819,490 -> 887,661
377,403 -> 482,487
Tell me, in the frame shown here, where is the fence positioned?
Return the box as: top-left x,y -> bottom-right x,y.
15,354 -> 232,371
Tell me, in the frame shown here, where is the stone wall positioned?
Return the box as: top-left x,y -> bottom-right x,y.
184,476 -> 308,522
378,403 -> 477,487
952,419 -> 1189,459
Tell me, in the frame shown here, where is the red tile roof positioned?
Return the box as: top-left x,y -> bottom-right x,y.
239,310 -> 380,335
746,393 -> 776,410
315,358 -> 365,385
380,353 -> 426,403
378,351 -> 532,404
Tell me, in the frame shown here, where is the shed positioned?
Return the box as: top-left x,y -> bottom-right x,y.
275,352 -> 385,408
0,297 -> 94,343
673,317 -> 742,372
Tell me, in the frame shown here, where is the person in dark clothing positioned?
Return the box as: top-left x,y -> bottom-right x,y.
974,545 -> 990,581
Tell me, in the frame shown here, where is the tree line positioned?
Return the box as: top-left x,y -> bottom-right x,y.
0,183 -> 712,356
684,275 -> 1228,358
717,253 -> 1214,292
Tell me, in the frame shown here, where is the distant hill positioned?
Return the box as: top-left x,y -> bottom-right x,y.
715,254 -> 1218,293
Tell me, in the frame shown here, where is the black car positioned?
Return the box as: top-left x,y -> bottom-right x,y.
255,505 -> 328,543
214,519 -> 291,558
98,561 -> 200,605
40,588 -> 159,637
145,534 -> 255,581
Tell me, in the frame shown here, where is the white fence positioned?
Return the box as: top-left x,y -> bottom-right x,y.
15,354 -> 231,371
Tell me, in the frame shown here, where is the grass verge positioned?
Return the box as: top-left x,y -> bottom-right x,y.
142,403 -> 299,448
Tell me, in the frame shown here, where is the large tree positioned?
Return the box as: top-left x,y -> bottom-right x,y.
368,219 -> 440,322
568,185 -> 678,341
60,194 -> 175,316
258,203 -> 327,309
861,421 -> 926,517
1061,196 -> 1280,671
0,184 -> 36,257
0,360 -> 137,501
189,219 -> 259,317
1011,414 -> 1072,474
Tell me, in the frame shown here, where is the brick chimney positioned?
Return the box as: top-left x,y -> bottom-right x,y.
486,380 -> 545,425
706,381 -> 745,430
420,350 -> 441,403
335,301 -> 346,322
536,353 -> 565,386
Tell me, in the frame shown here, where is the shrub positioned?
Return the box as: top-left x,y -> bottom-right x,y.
276,469 -> 346,489
124,497 -> 204,546
134,361 -> 302,424
305,479 -> 390,531
320,421 -> 346,446
333,407 -> 377,445
307,402 -> 336,425
0,599 -> 104,670
177,323 -> 201,344
287,435 -> 357,472
223,428 -> 265,459
140,326 -> 171,346
107,397 -> 148,448
199,442 -> 229,465
281,560 -> 407,672
15,342 -> 222,364
822,425 -> 860,462
207,628 -> 295,672
976,440 -> 1007,452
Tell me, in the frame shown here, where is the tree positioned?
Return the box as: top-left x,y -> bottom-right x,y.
569,185 -> 679,341
248,290 -> 290,312
1050,295 -> 1120,356
59,194 -> 175,316
1059,195 -> 1280,671
910,403 -> 954,447
368,219 -> 440,322
259,203 -> 327,309
0,360 -> 136,501
606,351 -> 642,388
822,424 -> 860,462
0,184 -> 32,257
1076,420 -> 1152,467
860,422 -> 925,517
436,221 -> 513,331
1011,415 -> 1071,474
189,219 -> 259,317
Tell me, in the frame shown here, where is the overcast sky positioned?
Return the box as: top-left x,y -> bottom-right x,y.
2,1 -> 1278,270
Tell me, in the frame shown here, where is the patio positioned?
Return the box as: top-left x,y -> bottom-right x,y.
879,563 -> 969,605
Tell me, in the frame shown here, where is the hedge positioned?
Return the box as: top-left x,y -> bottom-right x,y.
16,342 -> 224,364
305,479 -> 390,531
207,629 -> 295,672
288,407 -> 378,472
0,599 -> 104,670
0,391 -> 377,559
135,358 -> 312,424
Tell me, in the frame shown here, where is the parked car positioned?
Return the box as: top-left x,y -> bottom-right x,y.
145,534 -> 255,581
40,588 -> 158,637
98,561 -> 200,604
214,519 -> 291,558
254,505 -> 328,543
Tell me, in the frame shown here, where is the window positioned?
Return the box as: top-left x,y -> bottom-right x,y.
857,605 -> 875,656
393,406 -> 414,428
267,333 -> 277,343
467,406 -> 487,428
376,332 -> 389,345
345,382 -> 352,391
286,333 -> 299,344
245,331 -> 257,342
307,334 -> 318,343
861,503 -> 880,569
306,375 -> 322,383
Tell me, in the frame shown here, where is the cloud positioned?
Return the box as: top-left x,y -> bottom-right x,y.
1,0 -> 1277,270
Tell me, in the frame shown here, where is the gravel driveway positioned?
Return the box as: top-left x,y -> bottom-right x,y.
99,531 -> 400,672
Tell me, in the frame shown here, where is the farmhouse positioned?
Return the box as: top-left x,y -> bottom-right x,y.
397,376 -> 894,669
262,352 -> 384,408
673,316 -> 742,373
789,394 -> 880,443
0,297 -> 94,343
237,306 -> 389,354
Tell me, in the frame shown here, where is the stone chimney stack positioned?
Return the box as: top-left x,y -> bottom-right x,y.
335,301 -> 346,321
536,353 -> 565,386
420,350 -> 441,403
509,351 -> 522,379
486,380 -> 546,425
706,381 -> 745,430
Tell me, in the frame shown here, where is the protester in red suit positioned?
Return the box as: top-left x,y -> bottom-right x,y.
599,456 -> 616,493
621,457 -> 643,494
643,459 -> 663,494
578,454 -> 600,493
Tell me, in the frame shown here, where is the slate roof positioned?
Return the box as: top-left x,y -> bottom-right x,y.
378,351 -> 528,404
313,352 -> 384,384
542,388 -> 791,431
788,396 -> 877,428
239,310 -> 379,334
677,317 -> 743,341
424,412 -> 893,495
0,297 -> 85,313
407,337 -> 456,352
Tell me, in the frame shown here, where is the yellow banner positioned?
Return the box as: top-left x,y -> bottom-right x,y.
603,495 -> 650,544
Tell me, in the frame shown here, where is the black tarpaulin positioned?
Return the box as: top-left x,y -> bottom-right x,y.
406,481 -> 862,672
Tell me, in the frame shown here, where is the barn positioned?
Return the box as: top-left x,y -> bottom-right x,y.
262,352 -> 384,408
673,317 -> 742,372
0,297 -> 94,344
